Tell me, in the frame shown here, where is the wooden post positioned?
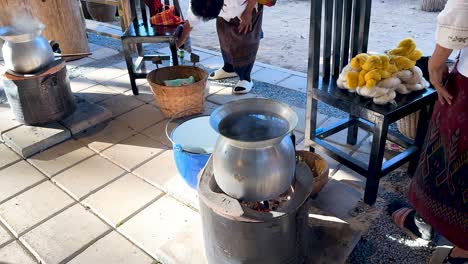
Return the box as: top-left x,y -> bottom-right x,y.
421,0 -> 447,12
119,0 -> 133,32
0,0 -> 89,59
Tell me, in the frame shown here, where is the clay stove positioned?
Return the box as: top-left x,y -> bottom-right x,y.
198,158 -> 314,264
2,59 -> 75,125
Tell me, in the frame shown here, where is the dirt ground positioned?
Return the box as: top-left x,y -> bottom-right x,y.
182,0 -> 439,73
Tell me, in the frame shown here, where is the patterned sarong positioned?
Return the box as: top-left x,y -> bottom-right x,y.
409,68 -> 468,250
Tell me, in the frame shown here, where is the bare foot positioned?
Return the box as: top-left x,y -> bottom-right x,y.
450,247 -> 468,259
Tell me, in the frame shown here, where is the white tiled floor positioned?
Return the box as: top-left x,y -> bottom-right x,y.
83,174 -> 163,227
20,204 -> 110,264
0,161 -> 46,204
101,134 -> 167,171
67,231 -> 154,264
70,77 -> 99,92
252,68 -> 292,85
118,196 -> 199,261
76,120 -> 136,153
98,94 -> 145,118
83,67 -> 128,84
0,143 -> 21,170
28,139 -> 95,177
0,38 -> 382,264
53,155 -> 126,200
133,151 -> 178,192
0,224 -> 12,247
76,84 -> 120,104
0,241 -> 37,264
115,104 -> 165,132
0,181 -> 75,236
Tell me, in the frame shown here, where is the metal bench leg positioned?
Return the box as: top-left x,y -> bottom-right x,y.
307,97 -> 319,153
170,40 -> 179,66
364,117 -> 389,205
408,104 -> 433,176
347,114 -> 359,145
136,43 -> 144,57
123,41 -> 139,95
136,43 -> 147,73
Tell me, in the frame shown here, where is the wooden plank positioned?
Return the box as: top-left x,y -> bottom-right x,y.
332,0 -> 344,79
350,0 -> 362,58
307,0 -> 323,88
340,0 -> 352,70
361,0 -> 372,53
322,0 -> 334,81
305,0 -> 323,148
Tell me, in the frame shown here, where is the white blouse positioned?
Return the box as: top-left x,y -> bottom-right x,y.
187,0 -> 250,27
436,0 -> 468,77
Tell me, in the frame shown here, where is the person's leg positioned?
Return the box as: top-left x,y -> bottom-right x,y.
209,18 -> 239,80
208,50 -> 238,80
232,63 -> 255,93
235,63 -> 254,82
450,247 -> 468,259
223,62 -> 235,73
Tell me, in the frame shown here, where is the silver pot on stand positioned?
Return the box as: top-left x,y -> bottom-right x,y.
0,23 -> 54,74
210,98 -> 298,202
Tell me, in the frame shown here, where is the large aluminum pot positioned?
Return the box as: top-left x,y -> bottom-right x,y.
210,98 -> 298,201
0,23 -> 54,74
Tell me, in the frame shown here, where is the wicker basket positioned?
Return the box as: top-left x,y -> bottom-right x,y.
147,66 -> 208,118
296,151 -> 330,195
397,111 -> 420,140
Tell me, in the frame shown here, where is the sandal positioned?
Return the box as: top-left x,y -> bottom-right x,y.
391,207 -> 433,241
209,68 -> 238,80
233,80 -> 254,94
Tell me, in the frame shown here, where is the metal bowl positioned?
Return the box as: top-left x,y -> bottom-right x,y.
210,98 -> 299,201
210,98 -> 298,146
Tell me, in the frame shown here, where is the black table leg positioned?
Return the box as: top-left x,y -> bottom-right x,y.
347,114 -> 359,145
408,104 -> 434,176
364,116 -> 389,205
123,40 -> 139,95
170,40 -> 179,66
136,43 -> 144,57
307,97 -> 319,153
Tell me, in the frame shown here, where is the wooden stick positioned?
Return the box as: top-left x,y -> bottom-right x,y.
54,52 -> 93,58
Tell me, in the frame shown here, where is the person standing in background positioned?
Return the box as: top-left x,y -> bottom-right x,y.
177,0 -> 263,94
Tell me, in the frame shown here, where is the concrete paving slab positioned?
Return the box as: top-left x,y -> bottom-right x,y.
83,174 -> 163,227
59,97 -> 112,135
0,161 -> 46,204
0,241 -> 37,264
0,143 -> 21,170
0,181 -> 75,236
28,139 -> 94,178
2,123 -> 71,158
20,204 -> 110,264
118,196 -> 199,263
67,231 -> 155,264
101,134 -> 167,172
53,155 -> 126,200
